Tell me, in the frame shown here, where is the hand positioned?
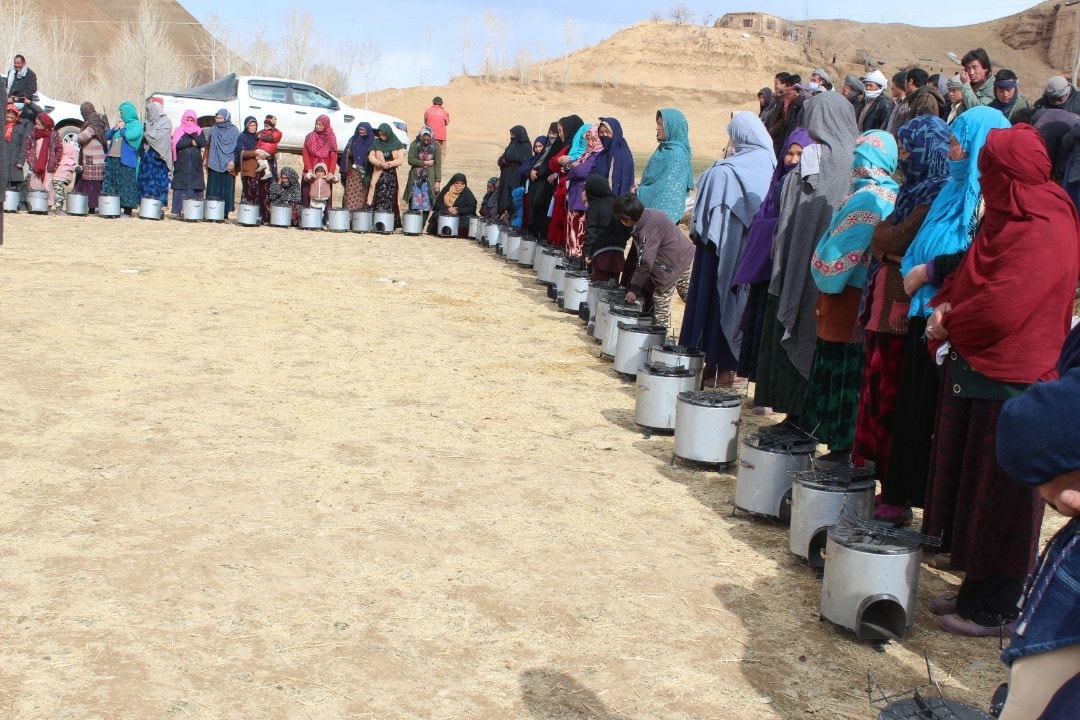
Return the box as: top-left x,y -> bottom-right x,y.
255,149 -> 268,159
625,291 -> 637,303
558,155 -> 572,167
116,120 -> 125,129
424,159 -> 434,166
434,181 -> 441,192
1041,470 -> 1080,517
630,185 -> 638,195
547,173 -> 557,184
304,172 -> 313,181
959,68 -> 970,85
448,207 -> 458,215
925,302 -> 951,341
226,161 -> 235,172
529,169 -> 538,181
903,263 -> 929,297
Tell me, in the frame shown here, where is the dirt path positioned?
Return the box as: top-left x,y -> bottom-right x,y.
0,213 -> 1026,718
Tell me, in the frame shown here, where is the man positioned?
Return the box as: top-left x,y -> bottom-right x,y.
857,69 -> 893,131
1033,76 -> 1080,115
809,68 -> 830,94
423,96 -> 449,153
946,76 -> 965,123
885,70 -> 911,136
842,74 -> 865,115
905,67 -> 945,120
6,54 -> 36,104
995,323 -> 1080,719
988,69 -> 1031,122
767,73 -> 805,158
959,47 -> 996,110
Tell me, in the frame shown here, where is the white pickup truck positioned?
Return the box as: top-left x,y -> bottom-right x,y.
149,74 -> 410,154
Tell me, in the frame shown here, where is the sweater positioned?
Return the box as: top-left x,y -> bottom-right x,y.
627,208 -> 695,295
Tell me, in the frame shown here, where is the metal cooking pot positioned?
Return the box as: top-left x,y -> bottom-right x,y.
402,211 -> 423,235
649,344 -> 706,387
548,264 -> 567,302
497,226 -> 509,252
673,391 -> 743,464
137,197 -> 163,220
468,216 -> 480,239
601,304 -> 652,357
236,202 -> 261,227
65,192 -> 89,216
4,189 -> 20,212
820,523 -> 921,641
373,211 -> 395,233
27,190 -> 50,214
634,362 -> 698,431
536,248 -> 562,285
733,430 -> 817,519
351,209 -> 373,232
270,204 -> 293,227
182,197 -> 204,221
484,222 -> 500,247
614,323 -> 668,376
98,194 -> 121,218
503,231 -> 520,261
474,219 -> 486,243
437,213 -> 459,237
789,468 -> 876,566
561,271 -> 590,315
590,290 -> 630,342
327,207 -> 351,232
585,280 -> 621,324
517,236 -> 538,267
204,197 -> 226,222
299,207 -> 323,229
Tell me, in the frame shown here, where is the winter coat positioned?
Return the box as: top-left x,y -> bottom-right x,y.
627,208 -> 696,295
171,130 -> 207,192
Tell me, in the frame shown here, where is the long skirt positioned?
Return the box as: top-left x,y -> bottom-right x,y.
566,210 -> 586,258
881,317 -> 939,507
136,148 -> 170,205
206,170 -> 236,214
850,330 -> 905,477
546,178 -> 568,245
800,338 -> 864,450
737,282 -> 770,381
922,359 -> 1044,623
753,293 -> 808,416
74,177 -> 103,210
679,244 -> 738,375
371,168 -> 401,227
103,157 -> 139,209
590,250 -> 625,283
343,169 -> 369,210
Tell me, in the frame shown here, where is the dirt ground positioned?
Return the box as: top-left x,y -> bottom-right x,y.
1,208 -> 1061,720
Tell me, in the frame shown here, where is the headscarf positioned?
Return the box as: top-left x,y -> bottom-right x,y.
554,115 -> 584,159
79,101 -> 109,149
207,107 -> 239,173
32,113 -> 55,178
732,128 -> 815,287
863,70 -> 888,99
521,135 -> 548,180
117,101 -> 144,149
567,125 -> 601,169
592,117 -> 635,196
343,121 -> 374,173
637,108 -> 694,223
143,101 -> 174,171
171,109 -> 201,161
435,172 -> 476,213
5,103 -> 16,141
900,106 -> 1012,318
811,130 -> 899,293
272,166 -> 301,205
414,124 -> 437,185
235,115 -> 258,168
372,122 -> 404,154
567,123 -> 589,161
892,115 -> 950,223
930,124 -> 1080,383
501,125 -> 532,165
303,114 -> 337,160
989,77 -> 1021,117
758,88 -> 773,106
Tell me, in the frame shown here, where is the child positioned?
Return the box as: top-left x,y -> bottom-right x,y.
269,167 -> 301,225
613,193 -> 695,329
255,115 -> 281,181
480,177 -> 498,219
51,134 -> 78,212
307,162 -> 335,217
26,112 -> 62,208
510,185 -> 524,229
583,175 -> 631,282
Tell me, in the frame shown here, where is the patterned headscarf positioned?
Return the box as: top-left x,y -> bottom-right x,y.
79,101 -> 109,149
303,114 -> 337,160
892,115 -> 950,224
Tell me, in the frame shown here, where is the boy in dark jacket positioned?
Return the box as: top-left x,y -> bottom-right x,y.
583,175 -> 631,282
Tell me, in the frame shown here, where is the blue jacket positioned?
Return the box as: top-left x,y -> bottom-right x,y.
105,127 -> 140,169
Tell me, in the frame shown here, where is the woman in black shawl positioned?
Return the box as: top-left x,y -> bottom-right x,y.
340,122 -> 374,210
525,121 -> 560,237
496,125 -> 531,218
426,173 -> 476,236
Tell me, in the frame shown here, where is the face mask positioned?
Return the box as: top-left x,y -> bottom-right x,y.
14,102 -> 24,110
807,82 -> 820,92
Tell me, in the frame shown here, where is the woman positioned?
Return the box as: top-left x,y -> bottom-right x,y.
26,112 -> 61,208
564,125 -> 603,257
583,174 -> 631,281
591,117 -> 635,196
6,104 -> 34,198
732,128 -> 813,385
340,122 -> 373,210
170,109 -> 206,217
497,125 -> 531,218
103,101 -> 143,214
74,102 -> 108,210
804,130 -> 899,455
366,123 -> 405,224
235,116 -> 264,209
922,124 -> 1080,636
681,112 -> 776,387
636,108 -> 694,224
755,92 -> 858,424
526,121 -> 562,239
404,125 -> 441,214
268,166 -> 301,225
425,172 -> 476,236
137,100 -> 172,206
302,114 -> 337,208
205,108 -> 238,218
544,116 -> 585,245
895,106 -> 1012,525
856,115 -> 951,524
480,177 -> 497,219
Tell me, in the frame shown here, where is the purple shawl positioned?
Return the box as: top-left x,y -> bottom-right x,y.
590,117 -> 635,196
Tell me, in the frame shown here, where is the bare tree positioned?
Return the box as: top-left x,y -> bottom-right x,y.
280,9 -> 315,80
193,11 -> 237,81
701,9 -> 716,27
649,10 -> 664,22
36,18 -> 82,99
668,4 -> 693,25
243,23 -> 277,77
562,16 -> 577,85
460,17 -> 471,76
355,35 -> 382,109
482,11 -> 507,80
309,62 -> 348,97
0,0 -> 41,72
515,47 -> 532,85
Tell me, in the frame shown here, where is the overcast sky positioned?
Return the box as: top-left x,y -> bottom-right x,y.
177,0 -> 1044,92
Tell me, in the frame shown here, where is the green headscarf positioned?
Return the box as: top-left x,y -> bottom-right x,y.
117,101 -> 144,148
372,123 -> 404,153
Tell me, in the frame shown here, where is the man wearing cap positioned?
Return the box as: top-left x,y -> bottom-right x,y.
995,323 -> 1080,719
842,74 -> 865,115
1033,76 -> 1080,115
423,96 -> 449,154
857,69 -> 893,131
959,47 -> 996,110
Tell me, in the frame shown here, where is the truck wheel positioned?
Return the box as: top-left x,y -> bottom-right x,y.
57,123 -> 81,147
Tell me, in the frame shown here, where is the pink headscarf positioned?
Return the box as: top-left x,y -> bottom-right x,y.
171,109 -> 200,161
303,114 -> 337,160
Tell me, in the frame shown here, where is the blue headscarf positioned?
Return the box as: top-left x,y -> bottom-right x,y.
592,117 -> 635,196
341,121 -> 374,175
637,108 -> 694,223
567,123 -> 589,161
207,107 -> 239,173
811,130 -> 899,293
900,106 -> 1012,318
892,115 -> 951,224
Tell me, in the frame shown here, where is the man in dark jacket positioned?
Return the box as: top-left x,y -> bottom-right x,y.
6,54 -> 36,103
857,69 -> 893,131
1032,75 -> 1080,116
905,68 -> 946,121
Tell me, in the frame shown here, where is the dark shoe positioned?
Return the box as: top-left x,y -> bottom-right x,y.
939,613 -> 1015,637
929,595 -> 958,616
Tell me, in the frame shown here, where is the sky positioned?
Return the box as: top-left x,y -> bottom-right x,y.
177,0 -> 1045,93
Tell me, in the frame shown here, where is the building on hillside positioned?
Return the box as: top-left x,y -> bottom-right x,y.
715,12 -> 815,43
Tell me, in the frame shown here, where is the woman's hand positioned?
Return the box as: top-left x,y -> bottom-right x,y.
625,291 -> 637,303
447,207 -> 458,215
547,173 -> 557,184
558,155 -> 572,167
529,169 -> 538,181
423,159 -> 434,167
630,184 -> 638,195
226,161 -> 235,173
116,120 -> 125,130
925,302 -> 952,341
903,263 -> 929,297
255,149 -> 268,159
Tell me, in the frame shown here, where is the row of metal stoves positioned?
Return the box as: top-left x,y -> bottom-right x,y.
472,220 -> 940,646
